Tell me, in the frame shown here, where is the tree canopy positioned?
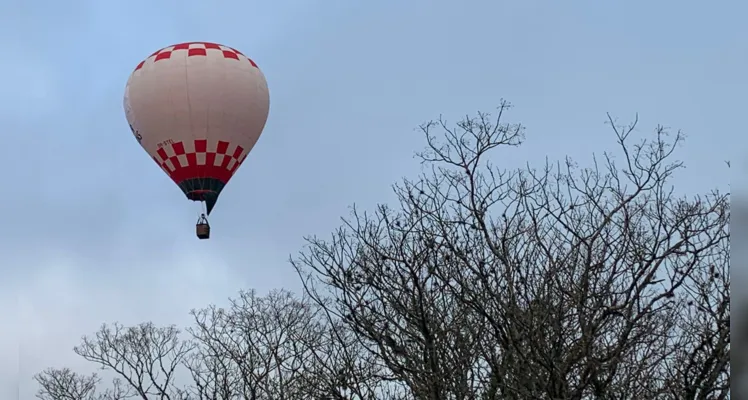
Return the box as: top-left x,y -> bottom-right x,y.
36,102 -> 730,400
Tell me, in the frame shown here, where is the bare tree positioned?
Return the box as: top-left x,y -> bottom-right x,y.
35,368 -> 99,400
292,101 -> 730,399
37,102 -> 729,400
35,290 -> 392,400
35,322 -> 194,400
186,288 -> 340,399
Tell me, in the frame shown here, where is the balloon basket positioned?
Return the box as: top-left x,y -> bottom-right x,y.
196,214 -> 210,240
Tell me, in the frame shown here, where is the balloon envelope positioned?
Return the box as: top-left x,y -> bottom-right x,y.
124,42 -> 269,214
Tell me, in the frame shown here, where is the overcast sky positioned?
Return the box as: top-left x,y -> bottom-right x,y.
0,0 -> 742,397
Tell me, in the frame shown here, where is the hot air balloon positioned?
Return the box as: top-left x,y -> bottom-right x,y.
123,42 -> 270,239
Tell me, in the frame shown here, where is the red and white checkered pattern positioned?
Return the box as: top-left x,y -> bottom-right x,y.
125,40 -> 269,200
153,139 -> 247,184
133,42 -> 258,72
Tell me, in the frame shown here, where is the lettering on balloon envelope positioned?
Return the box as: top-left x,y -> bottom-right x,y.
157,139 -> 175,148
129,124 -> 143,143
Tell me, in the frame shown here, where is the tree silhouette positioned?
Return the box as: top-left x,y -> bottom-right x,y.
292,102 -> 730,399
37,103 -> 730,400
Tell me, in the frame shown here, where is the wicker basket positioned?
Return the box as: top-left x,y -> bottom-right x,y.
196,223 -> 211,239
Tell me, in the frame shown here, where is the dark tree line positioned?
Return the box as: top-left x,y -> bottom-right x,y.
36,101 -> 730,400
